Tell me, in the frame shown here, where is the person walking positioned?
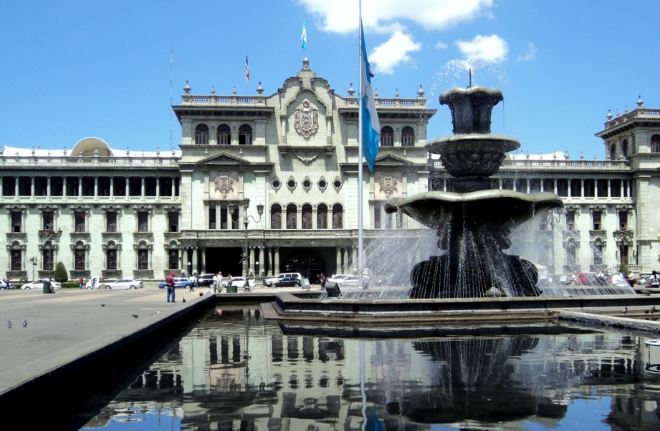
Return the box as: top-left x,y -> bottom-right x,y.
79,276 -> 84,289
649,270 -> 660,288
190,272 -> 197,292
212,272 -> 219,294
166,271 -> 176,303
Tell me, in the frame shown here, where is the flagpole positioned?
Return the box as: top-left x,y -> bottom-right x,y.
357,0 -> 365,289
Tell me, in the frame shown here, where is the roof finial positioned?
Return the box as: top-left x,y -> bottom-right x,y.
347,83 -> 355,97
256,81 -> 264,95
183,80 -> 191,94
468,68 -> 472,88
636,95 -> 644,108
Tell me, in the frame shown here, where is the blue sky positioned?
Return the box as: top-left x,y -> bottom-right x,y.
1,0 -> 658,157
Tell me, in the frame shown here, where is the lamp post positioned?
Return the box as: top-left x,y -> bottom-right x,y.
43,228 -> 61,293
29,256 -> 37,282
242,199 -> 264,279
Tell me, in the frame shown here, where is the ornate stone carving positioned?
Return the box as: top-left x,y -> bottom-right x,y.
294,99 -> 319,139
213,175 -> 234,199
613,229 -> 634,246
295,152 -> 318,165
378,176 -> 399,197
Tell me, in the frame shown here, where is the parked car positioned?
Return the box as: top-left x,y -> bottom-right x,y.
102,279 -> 143,290
85,277 -> 102,289
159,277 -> 192,289
197,273 -> 215,287
222,277 -> 252,289
264,273 -> 302,287
21,279 -> 62,290
0,280 -> 16,289
274,274 -> 303,287
327,274 -> 350,284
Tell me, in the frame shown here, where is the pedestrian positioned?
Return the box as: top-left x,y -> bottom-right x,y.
649,270 -> 660,288
79,276 -> 84,289
319,273 -> 326,289
212,272 -> 219,294
190,272 -> 197,292
166,271 -> 176,303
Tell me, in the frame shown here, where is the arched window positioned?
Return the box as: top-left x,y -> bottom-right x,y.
302,204 -> 312,229
651,134 -> 660,153
317,204 -> 328,229
332,204 -> 343,229
286,204 -> 297,229
609,143 -> 616,160
271,204 -> 282,229
380,126 -> 394,146
217,124 -> 231,145
195,124 -> 209,145
621,139 -> 629,158
401,126 -> 414,147
239,124 -> 252,145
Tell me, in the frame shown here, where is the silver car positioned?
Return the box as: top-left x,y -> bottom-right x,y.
102,279 -> 143,290
21,279 -> 62,290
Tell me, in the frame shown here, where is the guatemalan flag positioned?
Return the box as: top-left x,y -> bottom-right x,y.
360,21 -> 380,173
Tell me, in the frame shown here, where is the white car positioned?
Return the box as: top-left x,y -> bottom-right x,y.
21,279 -> 62,290
102,279 -> 143,290
264,272 -> 303,287
327,274 -> 351,284
85,277 -> 102,289
223,277 -> 252,289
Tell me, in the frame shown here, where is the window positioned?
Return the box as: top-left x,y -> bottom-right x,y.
302,204 -> 312,229
113,177 -> 126,196
565,211 -> 576,230
515,179 -> 527,192
592,211 -> 602,230
195,124 -> 209,145
168,249 -> 179,269
217,124 -> 231,145
66,177 -> 79,196
380,126 -> 394,146
74,211 -> 86,233
317,204 -> 327,229
332,204 -> 343,229
622,139 -> 629,158
231,207 -> 239,229
137,249 -> 149,270
129,178 -> 141,196
3,177 -> 15,196
593,245 -> 603,265
209,206 -> 216,229
583,180 -> 595,197
18,177 -> 30,196
239,124 -> 252,145
609,143 -> 616,159
106,249 -> 117,270
529,179 -> 541,193
168,212 -> 179,232
652,134 -> 660,153
610,179 -> 621,197
10,250 -> 22,271
286,204 -> 297,229
42,248 -> 53,271
98,177 -> 111,196
137,211 -> 149,232
42,211 -> 54,230
159,177 -> 173,196
401,126 -> 414,146
74,249 -> 85,270
82,177 -> 94,196
34,177 -> 47,196
271,204 -> 282,229
106,211 -> 118,232
51,177 -> 63,196
144,178 -> 157,196
542,179 -> 554,193
502,178 -> 514,190
556,179 -> 568,197
11,211 -> 22,233
570,179 -> 581,197
596,180 -> 608,197
619,211 -> 628,230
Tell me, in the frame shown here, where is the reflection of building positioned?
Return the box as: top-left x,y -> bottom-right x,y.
1,59 -> 658,281
90,308 -> 660,430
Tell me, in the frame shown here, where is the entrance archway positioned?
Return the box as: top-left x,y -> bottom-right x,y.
280,248 -> 325,282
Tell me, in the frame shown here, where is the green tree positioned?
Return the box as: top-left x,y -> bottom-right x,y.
53,262 -> 68,283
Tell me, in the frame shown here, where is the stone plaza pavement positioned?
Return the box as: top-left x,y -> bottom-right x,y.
0,285 -> 214,396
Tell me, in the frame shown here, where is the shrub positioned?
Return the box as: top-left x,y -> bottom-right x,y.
54,262 -> 68,283
61,281 -> 80,289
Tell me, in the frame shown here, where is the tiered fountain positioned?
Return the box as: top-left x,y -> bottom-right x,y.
386,86 -> 563,298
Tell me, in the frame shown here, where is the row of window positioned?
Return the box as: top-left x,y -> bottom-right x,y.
0,177 -> 180,198
563,210 -> 629,231
271,204 -> 343,230
9,248 -> 172,272
608,134 -> 660,159
380,126 -> 415,147
195,124 -> 252,145
8,211 -> 180,233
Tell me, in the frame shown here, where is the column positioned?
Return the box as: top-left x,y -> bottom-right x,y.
274,248 -> 280,274
30,177 -> 35,196
171,178 -> 176,197
580,179 -> 584,197
258,247 -> 264,276
554,179 -> 557,195
297,208 -> 303,230
94,177 -> 98,196
47,177 -> 51,196
336,247 -> 342,274
63,177 -> 67,197
109,178 -> 114,196
192,247 -> 198,274
141,178 -> 145,197
125,179 -> 129,196
352,246 -> 357,271
620,180 -> 624,197
156,177 -> 160,197
607,180 -> 611,197
567,179 -> 571,197
201,248 -> 206,273
312,206 -> 317,229
14,177 -> 18,196
78,176 -> 82,196
249,247 -> 256,275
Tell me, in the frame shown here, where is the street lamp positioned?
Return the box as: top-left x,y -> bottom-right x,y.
242,199 -> 264,279
43,228 -> 61,293
29,256 -> 37,282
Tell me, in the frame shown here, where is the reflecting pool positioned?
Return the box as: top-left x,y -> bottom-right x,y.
81,305 -> 660,430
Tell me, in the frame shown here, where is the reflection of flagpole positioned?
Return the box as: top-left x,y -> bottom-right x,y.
360,339 -> 367,431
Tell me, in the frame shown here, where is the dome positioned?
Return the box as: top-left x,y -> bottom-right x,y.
70,137 -> 112,156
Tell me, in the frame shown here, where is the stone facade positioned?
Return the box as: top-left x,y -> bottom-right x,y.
0,61 -> 658,283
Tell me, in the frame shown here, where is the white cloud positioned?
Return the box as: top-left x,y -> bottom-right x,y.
435,41 -> 448,49
517,42 -> 537,61
455,34 -> 508,68
297,0 -> 493,34
369,30 -> 421,75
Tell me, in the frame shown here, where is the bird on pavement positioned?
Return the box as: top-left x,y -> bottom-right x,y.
7,320 -> 12,329
182,298 -> 186,303
22,320 -> 27,328
100,304 -> 106,307
131,314 -> 139,319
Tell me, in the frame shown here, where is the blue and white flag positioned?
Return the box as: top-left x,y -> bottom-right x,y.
301,19 -> 308,49
360,21 -> 380,173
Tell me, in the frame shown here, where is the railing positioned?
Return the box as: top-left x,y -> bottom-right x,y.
0,155 -> 180,167
342,97 -> 427,108
605,108 -> 660,129
181,94 -> 268,106
432,159 -> 630,170
187,228 -> 429,241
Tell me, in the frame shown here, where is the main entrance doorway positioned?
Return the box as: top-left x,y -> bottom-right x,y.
280,248 -> 326,283
205,248 -> 242,277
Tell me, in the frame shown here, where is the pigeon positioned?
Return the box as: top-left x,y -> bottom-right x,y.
623,307 -> 628,314
22,320 -> 27,328
182,298 -> 186,303
7,320 -> 12,329
100,304 -> 106,307
132,314 -> 139,319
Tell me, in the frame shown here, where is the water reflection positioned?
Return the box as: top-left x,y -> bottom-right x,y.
82,305 -> 660,430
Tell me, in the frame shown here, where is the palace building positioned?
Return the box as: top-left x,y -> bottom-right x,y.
1,59 -> 658,282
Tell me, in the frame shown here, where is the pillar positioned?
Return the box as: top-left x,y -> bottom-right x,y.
201,248 -> 206,273
336,247 -> 342,274
141,178 -> 145,197
109,178 -> 114,196
63,177 -> 67,197
78,176 -> 82,196
249,247 -> 256,276
258,247 -> 264,276
156,177 -> 160,197
94,177 -> 98,196
274,248 -> 280,274
192,247 -> 198,274
30,177 -> 35,196
47,177 -> 51,196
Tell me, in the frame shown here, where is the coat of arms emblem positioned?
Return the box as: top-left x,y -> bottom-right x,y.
378,176 -> 399,197
294,99 -> 319,139
213,175 -> 234,199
